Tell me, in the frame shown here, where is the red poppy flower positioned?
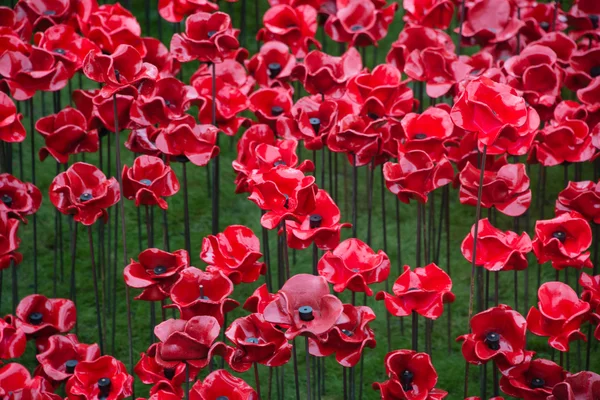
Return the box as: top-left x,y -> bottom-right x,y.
190,369 -> 258,400
170,12 -> 239,64
376,263 -> 455,320
36,334 -> 100,383
459,162 -> 531,217
257,5 -> 320,58
13,0 -> 70,31
529,120 -> 594,167
325,0 -> 397,47
0,363 -> 59,400
581,272 -> 600,310
577,77 -> 600,114
373,350 -> 448,400
0,5 -> 31,41
123,248 -> 189,301
225,313 -> 291,372
532,212 -> 593,270
480,105 -> 539,157
397,107 -> 454,162
154,115 -> 219,167
158,0 -> 218,23
386,26 -> 454,73
461,218 -> 532,272
0,91 -> 26,143
0,211 -> 22,271
83,44 -> 158,98
49,162 -> 120,226
34,24 -> 99,75
0,315 -> 26,360
35,107 -> 99,164
527,282 -> 590,352
565,47 -> 600,92
0,47 -> 69,101
231,124 -> 276,193
122,155 -> 179,210
327,115 -> 389,167
555,181 -> 600,224
292,48 -> 362,97
72,89 -> 135,133
0,173 -> 42,220
383,150 -> 454,204
285,189 -> 350,250
142,37 -> 180,79
65,355 -> 133,400
246,41 -> 296,88
168,267 -> 238,324
403,0 -> 454,29
125,126 -> 161,157
243,284 -> 277,314
318,238 -> 390,295
548,371 -> 600,400
200,225 -> 266,285
15,294 -> 76,339
153,316 -> 228,369
500,358 -> 566,400
130,77 -> 200,126
263,273 -> 344,339
248,87 -> 294,130
459,0 -> 523,46
309,304 -> 376,367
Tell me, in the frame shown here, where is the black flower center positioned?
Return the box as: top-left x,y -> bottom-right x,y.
414,133 -> 427,139
283,194 -> 290,209
65,359 -> 78,374
590,15 -> 599,29
268,62 -> 282,78
153,266 -> 167,275
1,194 -> 12,206
28,312 -> 43,325
163,368 -> 175,380
114,69 -> 121,83
530,377 -> 545,389
298,305 -> 314,321
80,192 -> 93,202
341,329 -> 354,337
216,397 -> 229,400
484,331 -> 501,350
552,231 -> 566,243
540,21 -> 550,31
140,179 -> 152,186
165,99 -> 175,108
98,377 -> 111,397
175,155 -> 189,163
43,10 -> 56,15
271,106 -> 284,117
246,337 -> 259,344
274,160 -> 287,166
401,370 -> 414,392
309,214 -> 322,228
54,48 -> 66,55
352,268 -> 360,273
350,24 -> 363,32
591,66 -> 600,78
367,112 -> 379,120
309,117 -> 321,133
207,30 -> 217,38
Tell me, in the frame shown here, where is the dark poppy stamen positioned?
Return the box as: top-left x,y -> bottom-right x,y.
540,21 -> 550,30
1,194 -> 12,206
309,214 -> 322,228
341,329 -> 354,336
44,10 -> 56,15
271,106 -> 284,116
65,359 -> 78,374
54,48 -> 66,55
165,99 -> 175,108
590,15 -> 599,29
98,377 -> 111,398
199,284 -> 209,300
298,306 -> 314,321
352,268 -> 360,273
552,231 -> 566,243
163,368 -> 175,380
400,370 -> 414,391
28,312 -> 43,325
283,194 -> 289,209
484,331 -> 501,350
153,266 -> 167,275
367,112 -> 379,120
140,179 -> 152,186
114,69 -> 121,83
309,117 -> 321,133
350,25 -> 363,32
207,30 -> 217,38
590,66 -> 600,78
407,287 -> 418,291
274,160 -> 287,166
530,377 -> 545,389
216,397 -> 229,400
246,337 -> 259,344
79,192 -> 93,202
268,63 -> 282,78
175,155 -> 189,163
414,133 -> 427,139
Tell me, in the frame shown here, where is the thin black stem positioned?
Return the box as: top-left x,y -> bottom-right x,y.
254,363 -> 262,399
88,225 -> 104,355
381,167 -> 391,352
29,98 -> 37,294
183,162 -> 191,254
412,311 -> 418,351
292,339 -> 300,400
305,337 -> 311,400
212,62 -> 219,235
69,220 -> 78,334
352,155 -> 358,238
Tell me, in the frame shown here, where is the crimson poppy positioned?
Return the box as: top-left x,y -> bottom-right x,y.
0,5 -> 31,41
248,87 -> 294,130
555,181 -> 600,224
397,107 -> 454,162
309,304 -> 376,368
72,89 -> 135,133
231,124 -> 276,193
520,3 -> 568,42
83,44 -> 158,98
465,397 -> 504,400
527,282 -> 590,352
292,48 -> 362,97
142,37 -> 180,79
459,0 -> 523,46
35,107 -> 99,164
0,211 -> 22,271
154,115 -> 220,167
153,316 -> 228,369
13,0 -> 70,31
376,263 -> 455,320
190,369 -> 257,400
581,272 -> 600,311
257,4 -> 320,58
500,358 -> 566,400
125,126 -> 161,157
243,285 -> 276,315
577,78 -> 600,113
481,105 -> 539,157
200,225 -> 266,285
461,218 -> 532,272
548,371 -> 600,400
170,11 -> 239,64
403,0 -> 454,29
327,115 -> 389,167
532,212 -> 593,270
373,350 -> 448,400
383,150 -> 454,204
263,273 -> 344,339
65,355 -> 133,400
0,315 -> 26,360
459,162 -> 531,217
529,120 -> 594,167
123,248 -> 189,301
158,0 -> 218,23
0,91 -> 26,143
15,294 -> 76,340
0,173 -> 42,220
49,162 -> 120,226
122,155 -> 179,210
318,238 -> 390,295
246,41 -> 296,88
168,267 -> 238,324
145,389 -> 182,400
565,47 -> 600,92
0,363 -> 59,400
386,26 -> 454,73
36,334 -> 100,383
225,313 -> 292,372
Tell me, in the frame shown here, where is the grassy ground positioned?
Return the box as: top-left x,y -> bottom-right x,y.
1,0 -> 598,399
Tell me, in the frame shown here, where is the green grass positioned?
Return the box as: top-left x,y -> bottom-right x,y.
1,0 -> 598,399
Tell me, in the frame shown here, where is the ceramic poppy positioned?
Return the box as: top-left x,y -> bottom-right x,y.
125,126 -> 161,157
65,355 -> 133,400
555,180 -> 600,223
529,120 -> 594,167
309,304 -> 376,368
373,349 -> 448,400
0,89 -> 26,143
231,124 -> 277,193
547,371 -> 600,400
458,162 -> 531,217
580,272 -> 600,310
83,44 -> 159,98
532,212 -> 593,270
527,282 -> 590,352
0,211 -> 22,271
247,165 -> 318,230
168,267 -> 239,324
142,37 -> 180,79
285,189 -> 351,250
123,248 -> 189,301
225,313 -> 292,372
0,315 -> 26,360
36,334 -> 100,383
0,363 -> 59,400
383,150 -> 454,204
397,107 -> 454,162
35,107 -> 99,164
263,273 -> 344,339
291,48 -> 362,97
15,294 -> 75,341
327,115 -> 389,167
0,173 -> 42,220
386,25 -> 455,73
248,87 -> 294,130
459,0 -> 523,45
1,4 -> 31,40
318,238 -> 390,295
246,41 -> 296,88
243,284 -> 277,314
170,11 -> 240,64
577,77 -> 600,113
158,0 -> 218,23
49,162 -> 120,226
565,47 -> 600,92
461,218 -> 532,272
376,263 -> 455,320
403,0 -> 454,29
200,225 -> 266,284
72,89 -> 136,133
154,115 -> 220,167
189,369 -> 257,400
153,316 -> 228,369
122,155 -> 180,210
500,358 -> 566,400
